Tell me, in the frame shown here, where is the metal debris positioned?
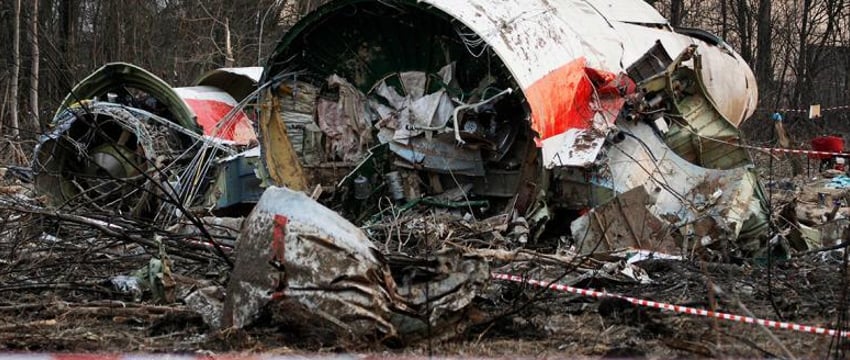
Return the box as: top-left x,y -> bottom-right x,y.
222,186 -> 489,341
19,0 -> 840,352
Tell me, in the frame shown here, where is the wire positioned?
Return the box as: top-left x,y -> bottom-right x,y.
454,26 -> 489,58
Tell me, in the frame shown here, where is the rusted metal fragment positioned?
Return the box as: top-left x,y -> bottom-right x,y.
258,92 -> 308,191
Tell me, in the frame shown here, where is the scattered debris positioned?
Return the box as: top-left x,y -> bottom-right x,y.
4,0 -> 850,357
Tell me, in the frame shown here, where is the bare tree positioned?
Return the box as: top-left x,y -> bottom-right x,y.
30,0 -> 40,128
670,0 -> 684,27
10,0 -> 21,138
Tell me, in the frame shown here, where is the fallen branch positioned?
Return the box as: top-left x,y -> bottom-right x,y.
5,202 -> 219,263
0,319 -> 57,332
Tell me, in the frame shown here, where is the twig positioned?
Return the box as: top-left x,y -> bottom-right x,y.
0,319 -> 57,332
713,284 -> 797,360
6,203 -> 217,263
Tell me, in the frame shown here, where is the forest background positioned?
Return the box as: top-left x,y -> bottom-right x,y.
0,0 -> 848,147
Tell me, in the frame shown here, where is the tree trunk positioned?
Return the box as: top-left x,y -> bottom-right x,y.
60,0 -> 75,68
225,18 -> 235,67
670,0 -> 683,27
754,0 -> 772,89
734,0 -> 752,63
721,0 -> 728,40
30,0 -> 40,130
10,0 -> 21,139
795,0 -> 812,108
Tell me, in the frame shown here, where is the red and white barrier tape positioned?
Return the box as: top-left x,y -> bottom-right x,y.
492,272 -> 850,338
768,105 -> 850,113
748,145 -> 847,158
0,355 -> 477,360
674,129 -> 848,158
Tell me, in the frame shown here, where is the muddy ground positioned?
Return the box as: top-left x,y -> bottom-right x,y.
1,253 -> 848,358
2,146 -> 850,358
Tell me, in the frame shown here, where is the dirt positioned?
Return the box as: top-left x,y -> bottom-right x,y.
2,246 -> 849,358
3,144 -> 850,358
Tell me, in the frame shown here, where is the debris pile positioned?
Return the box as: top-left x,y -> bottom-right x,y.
3,0 -> 850,357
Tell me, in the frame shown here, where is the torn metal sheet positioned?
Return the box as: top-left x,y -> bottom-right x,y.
389,135 -> 485,177
570,120 -> 769,255
34,63 -> 269,221
541,128 -> 607,169
635,46 -> 750,170
174,86 -> 257,145
570,186 -> 677,255
223,186 -> 489,340
194,67 -> 263,102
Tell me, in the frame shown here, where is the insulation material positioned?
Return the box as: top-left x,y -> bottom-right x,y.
317,75 -> 375,162
279,81 -> 320,114
372,64 -> 457,143
400,71 -> 427,99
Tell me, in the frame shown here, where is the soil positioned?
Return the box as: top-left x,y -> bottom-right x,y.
3,141 -> 850,358
2,248 -> 848,358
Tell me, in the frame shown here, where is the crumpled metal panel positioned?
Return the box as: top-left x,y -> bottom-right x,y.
223,186 -> 490,341
571,120 -> 768,249
195,67 -> 263,102
417,0 -> 756,126
173,86 -> 257,144
389,135 -> 486,176
55,63 -> 199,131
222,186 -> 397,332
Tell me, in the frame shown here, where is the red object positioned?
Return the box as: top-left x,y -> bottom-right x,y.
810,136 -> 844,159
525,57 -> 634,143
175,86 -> 258,145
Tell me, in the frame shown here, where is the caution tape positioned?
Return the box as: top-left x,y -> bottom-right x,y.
0,356 -> 365,360
747,145 -> 847,158
667,126 -> 848,158
766,105 -> 850,113
492,272 -> 850,338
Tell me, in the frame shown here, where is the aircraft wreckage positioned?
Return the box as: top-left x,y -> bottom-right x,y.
32,0 -> 770,343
